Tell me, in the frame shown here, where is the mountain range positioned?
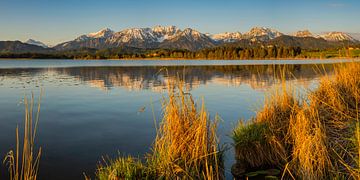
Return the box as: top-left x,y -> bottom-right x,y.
53,26 -> 218,51
1,26 -> 359,53
54,26 -> 359,51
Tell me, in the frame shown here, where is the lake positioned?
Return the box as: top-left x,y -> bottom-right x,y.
0,59 -> 355,179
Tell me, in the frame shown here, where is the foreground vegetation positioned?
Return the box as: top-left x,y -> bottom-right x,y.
96,83 -> 224,179
233,63 -> 360,179
1,45 -> 360,60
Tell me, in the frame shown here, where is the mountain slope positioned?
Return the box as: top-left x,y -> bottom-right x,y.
293,30 -> 314,38
106,27 -> 162,49
0,41 -> 53,53
268,35 -> 334,50
320,32 -> 357,42
211,32 -> 243,43
160,28 -> 216,50
55,28 -> 114,50
243,27 -> 283,41
25,39 -> 49,48
348,33 -> 360,41
88,28 -> 114,38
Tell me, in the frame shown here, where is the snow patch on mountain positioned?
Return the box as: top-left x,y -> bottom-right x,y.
244,27 -> 283,40
348,33 -> 360,41
152,25 -> 180,42
293,30 -> 314,37
176,28 -> 208,40
320,32 -> 357,42
88,28 -> 114,38
211,32 -> 243,42
107,26 -> 181,44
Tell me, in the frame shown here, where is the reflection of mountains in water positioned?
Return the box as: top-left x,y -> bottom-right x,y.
52,64 -> 336,91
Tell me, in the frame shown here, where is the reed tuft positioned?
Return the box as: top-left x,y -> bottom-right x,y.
233,63 -> 360,179
3,93 -> 42,180
96,81 -> 224,179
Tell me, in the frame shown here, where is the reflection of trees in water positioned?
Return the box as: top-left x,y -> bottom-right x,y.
52,64 -> 336,91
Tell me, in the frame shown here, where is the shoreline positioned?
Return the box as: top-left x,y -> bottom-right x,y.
0,57 -> 360,61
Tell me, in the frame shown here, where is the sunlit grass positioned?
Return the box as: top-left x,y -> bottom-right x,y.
96,156 -> 156,180
96,81 -> 224,179
233,63 -> 360,179
233,121 -> 281,168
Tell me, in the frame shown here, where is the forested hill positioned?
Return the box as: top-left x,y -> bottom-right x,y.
0,41 -> 54,54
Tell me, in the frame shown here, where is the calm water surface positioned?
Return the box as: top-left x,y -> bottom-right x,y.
0,59 -> 350,179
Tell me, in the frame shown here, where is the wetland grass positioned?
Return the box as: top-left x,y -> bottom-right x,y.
96,82 -> 224,179
232,63 -> 360,179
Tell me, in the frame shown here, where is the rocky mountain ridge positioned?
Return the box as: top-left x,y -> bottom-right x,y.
54,26 -> 358,51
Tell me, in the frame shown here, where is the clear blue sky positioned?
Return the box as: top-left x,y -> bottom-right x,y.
1,0 -> 359,45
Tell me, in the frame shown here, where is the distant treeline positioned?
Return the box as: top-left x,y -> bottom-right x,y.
0,53 -> 69,59
1,45 -> 360,59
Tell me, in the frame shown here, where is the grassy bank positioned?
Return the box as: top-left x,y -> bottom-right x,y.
232,63 -> 360,179
96,83 -> 224,179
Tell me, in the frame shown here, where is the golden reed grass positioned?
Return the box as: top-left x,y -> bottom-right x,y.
3,93 -> 42,180
233,63 -> 360,179
96,81 -> 223,179
150,82 -> 222,179
294,62 -> 360,179
233,66 -> 297,169
288,104 -> 332,180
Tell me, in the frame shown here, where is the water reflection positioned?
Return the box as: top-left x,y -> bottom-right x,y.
0,64 -> 335,91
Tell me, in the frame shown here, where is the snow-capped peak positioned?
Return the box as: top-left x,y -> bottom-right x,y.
24,39 -> 48,48
211,32 -> 243,42
74,28 -> 114,42
181,28 -> 204,37
293,30 -> 314,37
88,28 -> 114,38
108,26 -> 183,43
110,27 -> 155,43
320,32 -> 357,42
245,27 -> 283,39
151,25 -> 180,42
152,25 -> 179,34
165,28 -> 210,42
